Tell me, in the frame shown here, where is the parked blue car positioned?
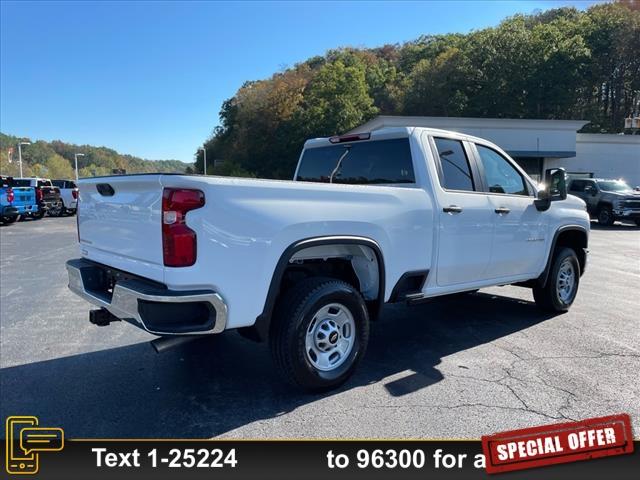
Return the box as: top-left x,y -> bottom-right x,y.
0,175 -> 40,224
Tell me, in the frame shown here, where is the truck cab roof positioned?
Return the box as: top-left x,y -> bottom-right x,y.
303,126 -> 504,150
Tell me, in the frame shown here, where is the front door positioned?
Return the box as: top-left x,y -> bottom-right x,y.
473,144 -> 548,278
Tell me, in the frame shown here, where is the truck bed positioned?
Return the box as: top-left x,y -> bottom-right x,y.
77,173 -> 434,328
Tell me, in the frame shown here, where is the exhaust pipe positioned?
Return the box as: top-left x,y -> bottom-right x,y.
150,335 -> 201,353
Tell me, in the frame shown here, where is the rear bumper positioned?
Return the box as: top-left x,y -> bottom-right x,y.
66,258 -> 228,336
40,200 -> 62,210
1,206 -> 18,217
14,204 -> 38,214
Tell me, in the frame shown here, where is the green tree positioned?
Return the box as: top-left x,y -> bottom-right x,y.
46,154 -> 75,179
404,47 -> 474,116
297,59 -> 378,137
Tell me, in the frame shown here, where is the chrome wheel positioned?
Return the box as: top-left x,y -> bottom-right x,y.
305,303 -> 355,372
556,259 -> 576,304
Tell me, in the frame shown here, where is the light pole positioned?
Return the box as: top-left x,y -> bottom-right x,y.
17,142 -> 30,177
199,146 -> 207,175
74,153 -> 85,181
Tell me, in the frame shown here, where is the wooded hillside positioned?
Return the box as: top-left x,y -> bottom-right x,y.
198,2 -> 639,179
0,132 -> 188,179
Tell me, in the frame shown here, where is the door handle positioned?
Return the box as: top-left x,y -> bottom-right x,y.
443,205 -> 463,214
494,207 -> 510,214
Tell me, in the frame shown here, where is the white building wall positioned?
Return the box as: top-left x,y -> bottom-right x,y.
545,134 -> 640,187
350,116 -> 587,155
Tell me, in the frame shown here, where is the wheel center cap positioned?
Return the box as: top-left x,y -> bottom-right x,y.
329,331 -> 339,344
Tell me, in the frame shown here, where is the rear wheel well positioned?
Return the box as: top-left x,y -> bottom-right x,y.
280,258 -> 361,297
243,239 -> 384,343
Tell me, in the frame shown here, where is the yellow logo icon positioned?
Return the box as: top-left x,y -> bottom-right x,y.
5,416 -> 64,475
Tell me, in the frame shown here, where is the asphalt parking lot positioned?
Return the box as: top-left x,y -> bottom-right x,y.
1,215 -> 639,439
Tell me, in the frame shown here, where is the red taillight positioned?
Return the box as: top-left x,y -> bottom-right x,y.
162,188 -> 205,267
72,189 -> 78,199
6,188 -> 14,204
36,188 -> 43,202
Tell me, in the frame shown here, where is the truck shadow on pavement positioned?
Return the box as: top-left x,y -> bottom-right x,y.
0,291 -> 557,438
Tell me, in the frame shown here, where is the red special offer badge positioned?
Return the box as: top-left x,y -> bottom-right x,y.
481,413 -> 634,474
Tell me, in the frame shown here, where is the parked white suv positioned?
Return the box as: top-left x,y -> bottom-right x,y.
66,127 -> 589,390
51,179 -> 78,215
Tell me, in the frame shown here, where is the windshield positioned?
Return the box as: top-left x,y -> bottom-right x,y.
597,180 -> 632,192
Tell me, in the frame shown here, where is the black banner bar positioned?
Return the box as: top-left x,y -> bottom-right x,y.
3,440 -> 639,479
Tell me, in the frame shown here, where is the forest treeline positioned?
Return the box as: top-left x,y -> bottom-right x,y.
197,2 -> 639,179
0,132 -> 188,179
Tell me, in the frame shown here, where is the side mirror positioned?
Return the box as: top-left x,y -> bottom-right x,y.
534,168 -> 567,211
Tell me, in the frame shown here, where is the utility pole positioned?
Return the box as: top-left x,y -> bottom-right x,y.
74,153 -> 85,181
18,142 -> 31,177
199,146 -> 207,175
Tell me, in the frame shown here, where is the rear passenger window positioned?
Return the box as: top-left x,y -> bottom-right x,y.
434,138 -> 475,191
296,138 -> 415,185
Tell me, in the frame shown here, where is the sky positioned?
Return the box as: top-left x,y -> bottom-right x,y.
0,0 -> 602,162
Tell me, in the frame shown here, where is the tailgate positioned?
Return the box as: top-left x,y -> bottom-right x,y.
78,175 -> 165,282
41,186 -> 57,201
13,187 -> 35,205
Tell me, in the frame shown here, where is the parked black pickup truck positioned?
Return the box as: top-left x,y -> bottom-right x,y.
13,177 -> 63,217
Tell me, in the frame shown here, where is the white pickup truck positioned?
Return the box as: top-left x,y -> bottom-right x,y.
67,127 -> 589,390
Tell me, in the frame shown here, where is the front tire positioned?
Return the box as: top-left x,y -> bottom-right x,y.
270,277 -> 370,392
1,215 -> 17,224
597,206 -> 614,226
533,247 -> 580,312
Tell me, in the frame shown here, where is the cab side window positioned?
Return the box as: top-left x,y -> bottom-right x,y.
476,145 -> 528,196
434,138 -> 475,192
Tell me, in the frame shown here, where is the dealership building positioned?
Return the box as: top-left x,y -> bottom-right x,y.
350,116 -> 640,186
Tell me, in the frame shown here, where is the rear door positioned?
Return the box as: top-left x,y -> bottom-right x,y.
78,175 -> 165,282
429,135 -> 495,287
472,143 -> 547,278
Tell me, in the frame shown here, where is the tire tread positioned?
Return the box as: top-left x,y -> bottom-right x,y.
269,277 -> 366,390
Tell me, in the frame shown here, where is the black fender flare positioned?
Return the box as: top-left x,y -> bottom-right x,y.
537,225 -> 588,287
249,236 -> 386,342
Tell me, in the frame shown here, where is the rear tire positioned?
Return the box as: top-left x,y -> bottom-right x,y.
597,206 -> 614,226
269,277 -> 369,392
32,210 -> 45,220
533,247 -> 580,312
1,215 -> 17,224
